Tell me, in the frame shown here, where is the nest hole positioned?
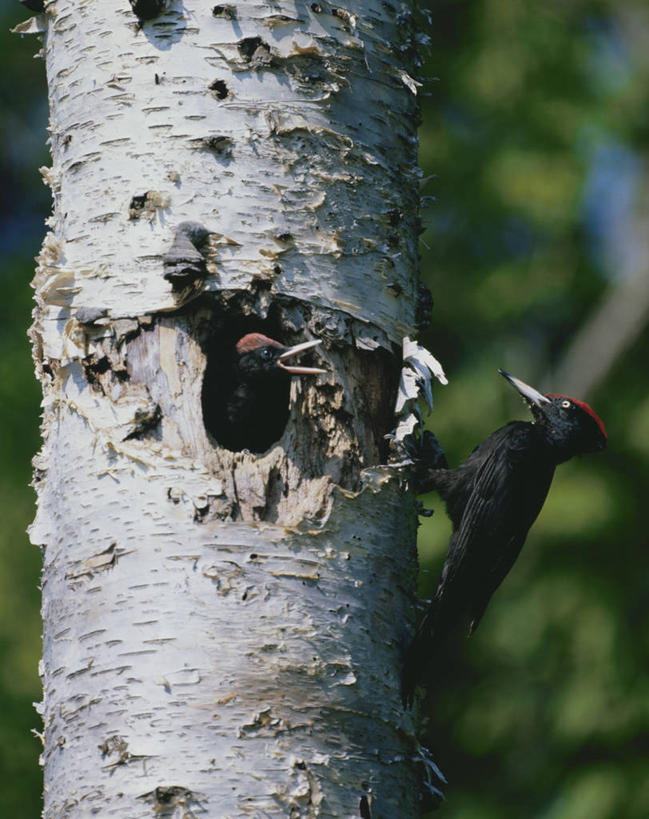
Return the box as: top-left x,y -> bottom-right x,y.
201,306 -> 301,454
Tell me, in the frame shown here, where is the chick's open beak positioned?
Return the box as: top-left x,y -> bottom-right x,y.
277,339 -> 327,375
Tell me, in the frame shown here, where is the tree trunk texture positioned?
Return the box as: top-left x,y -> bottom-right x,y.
26,0 -> 426,816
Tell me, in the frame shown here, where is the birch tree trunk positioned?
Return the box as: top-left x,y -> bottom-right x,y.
23,0 -> 430,815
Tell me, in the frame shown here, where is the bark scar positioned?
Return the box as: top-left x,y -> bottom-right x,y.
163,221 -> 211,295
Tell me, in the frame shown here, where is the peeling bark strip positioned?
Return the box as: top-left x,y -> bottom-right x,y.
27,0 -> 430,815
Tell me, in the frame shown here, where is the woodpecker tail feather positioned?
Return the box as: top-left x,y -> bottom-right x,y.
402,580 -> 471,706
401,602 -> 440,707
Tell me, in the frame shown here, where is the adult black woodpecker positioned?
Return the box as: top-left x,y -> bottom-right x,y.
402,369 -> 607,704
204,332 -> 326,453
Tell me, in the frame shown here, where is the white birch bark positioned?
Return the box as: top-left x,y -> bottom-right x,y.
22,0 -> 432,815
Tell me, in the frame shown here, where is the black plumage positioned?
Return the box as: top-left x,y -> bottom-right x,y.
203,333 -> 325,454
403,370 -> 607,703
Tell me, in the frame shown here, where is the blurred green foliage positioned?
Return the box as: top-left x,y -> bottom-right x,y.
2,0 -> 648,817
1,3 -> 49,817
416,1 -> 649,817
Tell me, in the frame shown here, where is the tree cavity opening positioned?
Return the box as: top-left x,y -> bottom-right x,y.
201,304 -> 313,455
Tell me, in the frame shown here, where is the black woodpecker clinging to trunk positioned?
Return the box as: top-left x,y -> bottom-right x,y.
402,369 -> 607,704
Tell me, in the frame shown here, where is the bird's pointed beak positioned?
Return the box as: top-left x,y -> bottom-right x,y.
499,369 -> 550,407
277,339 -> 327,375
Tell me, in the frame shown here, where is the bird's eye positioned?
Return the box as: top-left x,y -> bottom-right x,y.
561,399 -> 571,409
261,348 -> 273,360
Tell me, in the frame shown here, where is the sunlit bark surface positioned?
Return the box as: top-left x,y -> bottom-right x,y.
27,0 -> 425,815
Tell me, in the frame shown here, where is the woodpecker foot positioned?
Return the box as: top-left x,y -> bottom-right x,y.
418,430 -> 448,470
398,429 -> 448,495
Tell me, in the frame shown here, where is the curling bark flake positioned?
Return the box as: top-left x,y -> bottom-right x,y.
23,0 -> 429,815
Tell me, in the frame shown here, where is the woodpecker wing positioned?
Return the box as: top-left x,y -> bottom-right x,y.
403,422 -> 556,702
436,423 -> 555,635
